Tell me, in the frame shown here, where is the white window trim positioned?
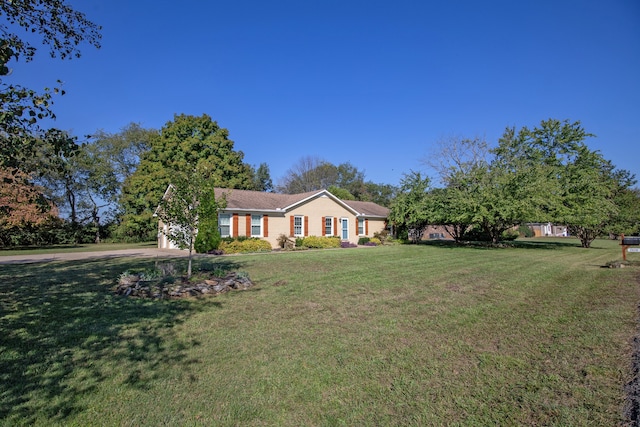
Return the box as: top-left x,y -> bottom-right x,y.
324,216 -> 334,236
358,218 -> 365,235
218,213 -> 232,237
294,215 -> 304,237
251,214 -> 263,237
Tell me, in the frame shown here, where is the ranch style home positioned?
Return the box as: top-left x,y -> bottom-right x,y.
157,188 -> 390,250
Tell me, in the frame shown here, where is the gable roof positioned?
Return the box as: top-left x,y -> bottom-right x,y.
215,188 -> 389,218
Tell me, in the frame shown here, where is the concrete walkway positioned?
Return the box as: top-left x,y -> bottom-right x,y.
0,248 -> 188,265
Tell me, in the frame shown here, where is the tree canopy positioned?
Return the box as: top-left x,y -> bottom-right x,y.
399,119 -> 636,247
0,0 -> 101,168
388,171 -> 431,242
118,114 -> 254,240
493,119 -> 635,247
278,157 -> 397,207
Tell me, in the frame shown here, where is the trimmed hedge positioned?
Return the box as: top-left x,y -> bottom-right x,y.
298,236 -> 341,249
219,238 -> 273,254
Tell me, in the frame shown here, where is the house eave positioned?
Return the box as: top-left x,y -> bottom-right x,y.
219,208 -> 284,214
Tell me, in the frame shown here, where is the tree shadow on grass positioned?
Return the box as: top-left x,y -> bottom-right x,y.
418,238 -> 584,250
0,255 -> 243,424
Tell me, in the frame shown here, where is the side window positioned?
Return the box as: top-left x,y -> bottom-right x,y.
294,216 -> 303,236
358,218 -> 365,235
325,217 -> 333,236
219,213 -> 231,237
251,214 -> 262,237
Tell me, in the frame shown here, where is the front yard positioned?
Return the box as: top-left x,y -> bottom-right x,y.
0,238 -> 638,425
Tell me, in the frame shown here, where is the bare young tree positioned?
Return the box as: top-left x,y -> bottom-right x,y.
422,135 -> 490,186
277,156 -> 337,193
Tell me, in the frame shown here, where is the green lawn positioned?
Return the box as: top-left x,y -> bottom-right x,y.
0,238 -> 638,425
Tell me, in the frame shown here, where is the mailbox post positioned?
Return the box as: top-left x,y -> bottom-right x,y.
621,234 -> 640,261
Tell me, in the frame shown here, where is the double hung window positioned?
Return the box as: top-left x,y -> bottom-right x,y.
251,214 -> 262,236
294,216 -> 303,236
324,217 -> 333,236
219,213 -> 231,237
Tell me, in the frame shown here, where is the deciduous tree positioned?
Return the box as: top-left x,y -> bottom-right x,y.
0,0 -> 101,168
388,171 -> 431,242
494,119 -> 634,247
0,167 -> 55,225
156,170 -> 224,278
119,114 -> 253,241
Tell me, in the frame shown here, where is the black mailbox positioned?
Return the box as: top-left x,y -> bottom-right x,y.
622,237 -> 640,246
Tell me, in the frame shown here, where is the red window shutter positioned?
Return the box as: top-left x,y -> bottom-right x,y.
233,213 -> 239,238
304,216 -> 309,236
354,219 -> 358,236
290,216 -> 294,236
246,214 -> 251,236
264,215 -> 269,237
321,217 -> 325,236
333,217 -> 337,236
366,219 -> 369,235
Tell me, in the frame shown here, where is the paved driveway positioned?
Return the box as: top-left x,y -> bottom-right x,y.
0,248 -> 188,264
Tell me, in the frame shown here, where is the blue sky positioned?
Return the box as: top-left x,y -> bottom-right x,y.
13,0 -> 640,187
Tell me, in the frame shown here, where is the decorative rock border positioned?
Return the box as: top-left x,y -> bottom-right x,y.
115,272 -> 254,299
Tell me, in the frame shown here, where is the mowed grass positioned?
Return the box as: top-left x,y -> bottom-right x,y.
0,238 -> 638,425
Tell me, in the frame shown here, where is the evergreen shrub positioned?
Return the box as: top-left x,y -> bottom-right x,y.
298,236 -> 341,249
219,238 -> 272,254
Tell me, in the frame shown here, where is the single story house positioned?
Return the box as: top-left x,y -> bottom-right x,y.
157,187 -> 390,250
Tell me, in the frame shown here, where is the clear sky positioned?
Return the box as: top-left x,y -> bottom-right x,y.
13,0 -> 640,187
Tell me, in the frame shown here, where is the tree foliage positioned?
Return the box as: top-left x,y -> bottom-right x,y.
156,170 -> 224,278
494,119 -> 635,247
388,171 -> 431,242
278,157 -> 397,206
119,114 -> 253,241
0,167 -> 56,227
0,0 -> 101,168
423,135 -> 490,186
193,189 -> 222,254
250,162 -> 273,192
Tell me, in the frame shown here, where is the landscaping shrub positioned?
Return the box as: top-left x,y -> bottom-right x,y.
341,241 -> 357,248
298,236 -> 341,249
219,238 -> 272,254
194,221 -> 221,253
369,237 -> 382,246
518,225 -> 535,238
502,229 -> 520,241
277,233 -> 295,249
358,237 -> 371,245
461,226 -> 520,242
373,229 -> 390,244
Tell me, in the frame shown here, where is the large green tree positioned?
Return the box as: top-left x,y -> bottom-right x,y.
609,187 -> 640,237
0,0 -> 101,168
89,123 -> 157,192
33,130 -> 120,242
250,162 -> 273,192
388,171 -> 431,242
494,119 -> 634,247
118,114 -> 254,241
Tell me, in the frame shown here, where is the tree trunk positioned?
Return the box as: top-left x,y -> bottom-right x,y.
187,235 -> 193,279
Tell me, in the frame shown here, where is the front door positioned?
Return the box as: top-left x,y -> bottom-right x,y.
341,218 -> 349,240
